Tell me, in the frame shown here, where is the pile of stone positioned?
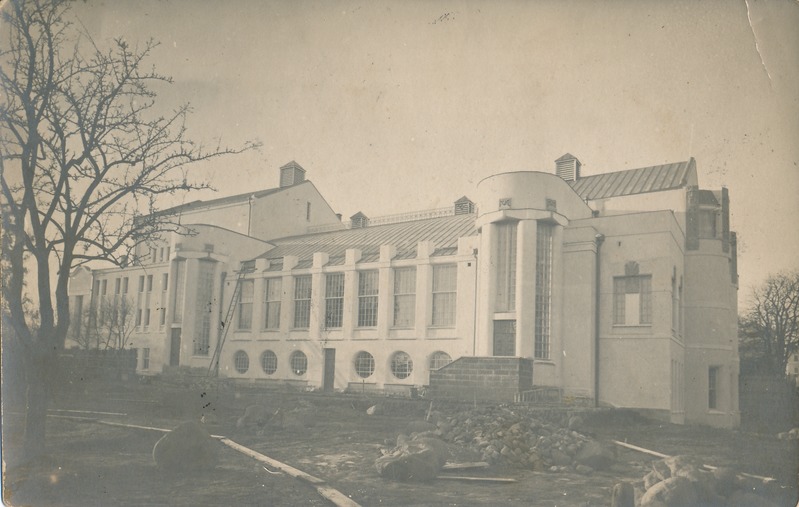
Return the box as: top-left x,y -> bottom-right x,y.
433,406 -> 614,474
776,427 -> 799,440
624,455 -> 781,507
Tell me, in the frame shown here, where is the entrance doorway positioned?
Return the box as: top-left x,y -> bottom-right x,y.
323,348 -> 336,392
169,328 -> 182,366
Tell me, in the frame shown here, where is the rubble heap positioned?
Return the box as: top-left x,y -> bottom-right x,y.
433,406 -> 614,474
626,455 -> 781,507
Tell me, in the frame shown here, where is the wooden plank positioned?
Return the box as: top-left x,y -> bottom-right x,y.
436,476 -> 517,483
442,462 -> 490,470
611,439 -> 776,483
219,438 -> 326,485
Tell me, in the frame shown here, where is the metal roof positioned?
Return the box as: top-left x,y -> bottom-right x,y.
152,182 -> 310,219
258,214 -> 477,261
569,159 -> 695,200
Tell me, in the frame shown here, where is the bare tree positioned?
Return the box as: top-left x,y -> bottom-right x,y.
0,0 -> 258,458
740,271 -> 799,378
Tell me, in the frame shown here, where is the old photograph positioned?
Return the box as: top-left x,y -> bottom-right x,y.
2,0 -> 798,505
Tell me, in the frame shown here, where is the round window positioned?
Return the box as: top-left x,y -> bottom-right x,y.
261,350 -> 277,375
390,351 -> 413,379
290,350 -> 308,376
233,350 -> 249,374
429,351 -> 452,370
354,351 -> 375,378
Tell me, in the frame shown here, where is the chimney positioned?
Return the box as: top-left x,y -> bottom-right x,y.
279,161 -> 306,188
555,153 -> 581,182
350,212 -> 369,229
454,196 -> 475,215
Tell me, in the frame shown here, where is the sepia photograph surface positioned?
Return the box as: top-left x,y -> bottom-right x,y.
2,1 -> 798,506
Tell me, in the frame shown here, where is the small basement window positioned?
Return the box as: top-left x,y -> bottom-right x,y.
234,350 -> 249,374
290,351 -> 308,376
354,351 -> 375,378
261,350 -> 277,375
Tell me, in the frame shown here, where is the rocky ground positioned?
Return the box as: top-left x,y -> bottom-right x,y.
3,377 -> 798,506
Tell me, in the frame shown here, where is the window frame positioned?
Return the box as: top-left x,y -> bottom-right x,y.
290,350 -> 308,376
293,275 -> 312,329
234,350 -> 249,374
613,274 -> 653,326
390,351 -> 413,380
324,273 -> 345,329
263,278 -> 282,330
432,264 -> 457,327
354,351 -> 375,378
237,279 -> 254,330
357,270 -> 379,328
392,267 -> 416,328
261,350 -> 278,375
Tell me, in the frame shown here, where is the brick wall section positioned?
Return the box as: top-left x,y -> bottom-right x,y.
428,357 -> 534,402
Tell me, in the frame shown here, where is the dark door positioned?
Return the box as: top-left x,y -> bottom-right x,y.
323,348 -> 336,392
169,328 -> 182,366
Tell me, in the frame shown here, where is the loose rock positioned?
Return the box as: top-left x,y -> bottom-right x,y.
152,420 -> 218,471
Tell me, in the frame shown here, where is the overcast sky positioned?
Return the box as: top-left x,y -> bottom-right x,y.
57,0 -> 799,308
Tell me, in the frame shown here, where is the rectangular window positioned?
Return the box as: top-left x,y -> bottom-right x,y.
150,248 -> 157,263
101,279 -> 108,296
159,247 -> 165,262
237,279 -> 254,330
146,274 -> 154,292
325,273 -> 345,329
172,260 -> 185,323
136,309 -> 142,327
122,277 -> 129,294
358,271 -> 379,327
293,275 -> 312,328
493,320 -> 516,356
138,275 -> 145,293
306,201 -> 311,221
432,264 -> 457,326
144,308 -> 151,327
535,223 -> 553,359
160,307 -> 166,326
162,273 -> 169,292
194,260 -> 214,355
708,366 -> 719,409
613,275 -> 652,325
114,278 -> 121,295
263,278 -> 282,330
142,348 -> 150,370
393,267 -> 416,327
495,222 -> 518,312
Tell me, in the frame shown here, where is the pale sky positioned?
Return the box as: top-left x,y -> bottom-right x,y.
44,0 -> 799,308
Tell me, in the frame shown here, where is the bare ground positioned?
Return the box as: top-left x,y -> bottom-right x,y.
3,377 -> 798,507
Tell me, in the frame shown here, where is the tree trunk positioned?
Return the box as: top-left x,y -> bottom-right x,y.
22,347 -> 57,460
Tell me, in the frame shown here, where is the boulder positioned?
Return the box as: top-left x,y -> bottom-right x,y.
575,440 -> 615,470
550,449 -> 571,467
567,415 -> 585,431
375,438 -> 444,482
152,421 -> 218,471
610,482 -> 635,507
367,404 -> 383,416
575,464 -> 593,475
639,476 -> 698,507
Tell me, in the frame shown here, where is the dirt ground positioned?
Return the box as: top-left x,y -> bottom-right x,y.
3,377 -> 798,507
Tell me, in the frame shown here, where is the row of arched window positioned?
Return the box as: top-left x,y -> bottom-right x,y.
231,349 -> 453,379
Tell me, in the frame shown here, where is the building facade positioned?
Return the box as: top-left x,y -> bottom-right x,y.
69,157 -> 740,428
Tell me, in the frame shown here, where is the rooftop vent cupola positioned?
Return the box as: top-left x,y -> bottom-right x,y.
279,161 -> 306,188
454,196 -> 475,215
350,211 -> 369,229
555,153 -> 581,182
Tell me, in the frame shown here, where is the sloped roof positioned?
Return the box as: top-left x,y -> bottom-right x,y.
569,159 -> 695,200
258,214 -> 477,261
152,181 -> 311,218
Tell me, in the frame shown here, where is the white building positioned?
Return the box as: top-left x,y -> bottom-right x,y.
69,156 -> 740,428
